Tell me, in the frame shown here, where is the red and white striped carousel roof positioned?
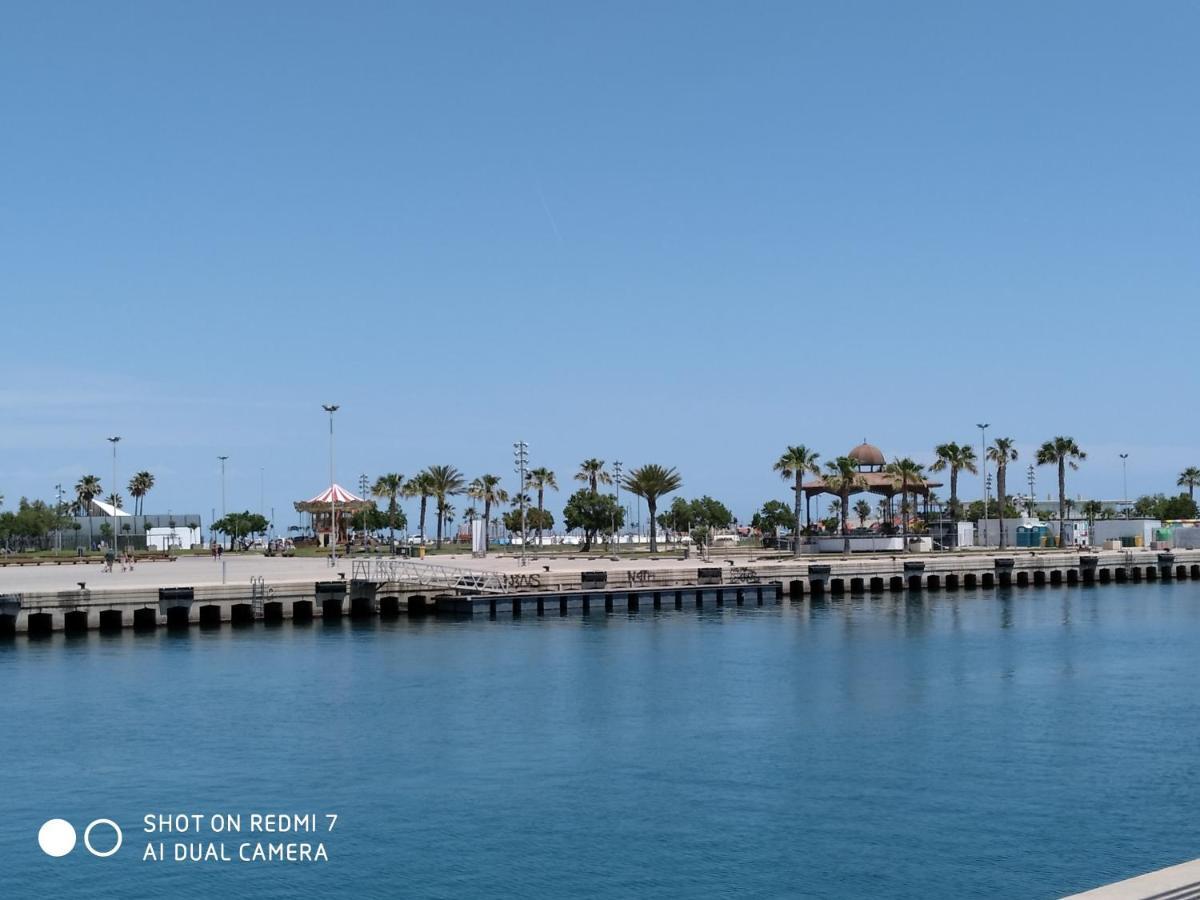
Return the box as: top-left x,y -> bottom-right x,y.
305,484 -> 365,504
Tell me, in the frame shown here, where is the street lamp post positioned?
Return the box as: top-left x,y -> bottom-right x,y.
976,423 -> 989,547
1119,453 -> 1129,515
322,405 -> 339,564
55,483 -> 63,553
217,455 -> 228,549
107,436 -> 121,553
513,441 -> 529,566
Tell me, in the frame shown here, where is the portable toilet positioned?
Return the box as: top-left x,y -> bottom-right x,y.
1016,527 -> 1030,548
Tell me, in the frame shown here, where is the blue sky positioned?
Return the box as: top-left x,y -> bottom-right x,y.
2,1 -> 1198,528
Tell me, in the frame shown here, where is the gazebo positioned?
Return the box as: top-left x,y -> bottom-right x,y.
802,442 -> 942,527
293,484 -> 372,547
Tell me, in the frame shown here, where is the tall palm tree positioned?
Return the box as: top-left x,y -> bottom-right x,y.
403,471 -> 435,542
822,457 -> 868,554
854,498 -> 872,528
1179,467 -> 1200,503
106,492 -> 124,510
75,474 -> 102,548
930,442 -> 977,521
773,444 -> 821,557
986,438 -> 1019,548
425,464 -> 465,548
1036,436 -> 1087,548
441,504 -> 456,541
127,471 -> 155,515
884,457 -> 925,546
574,459 -> 612,494
621,464 -> 682,553
525,467 -> 558,548
371,473 -> 405,549
468,475 -> 508,552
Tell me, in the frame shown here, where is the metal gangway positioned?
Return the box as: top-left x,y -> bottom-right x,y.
350,557 -> 509,594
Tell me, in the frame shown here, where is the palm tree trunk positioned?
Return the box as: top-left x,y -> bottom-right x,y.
419,497 -> 427,541
483,500 -> 491,551
388,498 -> 396,549
997,465 -> 1007,549
1058,461 -> 1066,547
537,488 -> 545,548
648,499 -> 658,552
436,501 -> 444,548
950,469 -> 958,521
841,490 -> 850,554
793,474 -> 802,558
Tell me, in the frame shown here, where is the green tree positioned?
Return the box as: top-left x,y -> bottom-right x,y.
987,438 -> 1019,548
1132,493 -> 1198,520
884,457 -> 925,545
773,444 -> 820,554
621,464 -> 682,553
371,473 -> 406,548
562,489 -> 624,551
750,500 -> 797,537
930,442 -> 978,521
658,496 -> 695,535
1178,467 -> 1200,503
503,506 -> 553,535
425,464 -> 466,548
467,475 -> 508,552
1036,437 -> 1087,548
213,511 -> 270,545
822,457 -> 868,554
525,467 -> 558,548
403,471 -> 435,542
854,498 -> 872,528
574,459 -> 612,494
1080,499 -> 1103,526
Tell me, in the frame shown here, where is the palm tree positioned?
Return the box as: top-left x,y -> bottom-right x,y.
773,445 -> 821,557
822,457 -> 868,554
127,471 -> 155,515
621,464 -> 682,553
425,464 -> 465,548
985,438 -> 1019,548
574,459 -> 612,494
525,467 -> 558,548
403,471 -> 435,542
371,473 -> 405,549
106,492 -> 124,510
462,506 -> 479,525
75,474 -> 102,548
1036,436 -> 1087,548
854,498 -> 872,528
1179,467 -> 1200,503
468,475 -> 508,552
930,442 -> 977,521
1080,499 -> 1103,527
884,457 -> 925,546
441,504 -> 456,541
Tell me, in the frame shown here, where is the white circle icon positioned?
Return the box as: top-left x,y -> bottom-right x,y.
38,819 -> 77,857
83,819 -> 122,858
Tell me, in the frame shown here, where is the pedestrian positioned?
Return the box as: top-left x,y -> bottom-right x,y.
104,547 -> 115,573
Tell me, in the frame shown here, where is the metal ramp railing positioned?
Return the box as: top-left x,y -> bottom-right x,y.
351,558 -> 508,594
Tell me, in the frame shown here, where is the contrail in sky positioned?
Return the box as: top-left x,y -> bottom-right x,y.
530,168 -> 564,243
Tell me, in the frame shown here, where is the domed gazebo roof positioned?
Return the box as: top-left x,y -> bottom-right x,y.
848,441 -> 885,469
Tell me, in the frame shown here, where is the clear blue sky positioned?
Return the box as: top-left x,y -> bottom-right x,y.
2,1 -> 1198,527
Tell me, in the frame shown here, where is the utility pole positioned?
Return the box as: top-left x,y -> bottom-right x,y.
613,460 -> 623,552
976,423 -> 989,547
55,483 -> 63,553
359,473 -> 370,549
513,441 -> 529,566
1026,464 -> 1036,516
322,405 -> 339,564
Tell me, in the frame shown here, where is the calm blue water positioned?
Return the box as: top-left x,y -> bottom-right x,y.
3,584 -> 1200,899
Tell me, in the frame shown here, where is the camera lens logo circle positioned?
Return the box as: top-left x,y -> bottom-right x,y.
84,819 -> 122,857
38,819 -> 77,857
38,818 -> 123,857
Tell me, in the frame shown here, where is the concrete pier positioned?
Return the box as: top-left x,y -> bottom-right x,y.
2,547 -> 1197,635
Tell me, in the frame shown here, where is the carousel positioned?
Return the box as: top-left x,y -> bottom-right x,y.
294,484 -> 372,548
